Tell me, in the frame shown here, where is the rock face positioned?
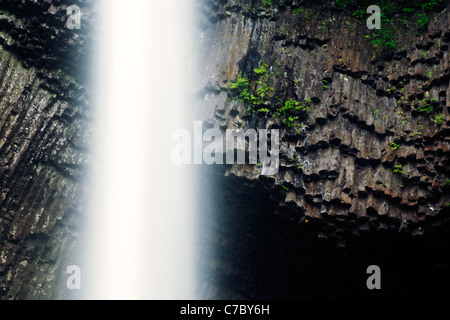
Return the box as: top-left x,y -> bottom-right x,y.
0,0 -> 94,299
0,0 -> 449,300
192,0 -> 450,298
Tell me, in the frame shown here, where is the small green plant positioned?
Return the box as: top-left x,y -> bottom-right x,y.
371,27 -> 396,50
373,109 -> 380,118
419,104 -> 433,113
282,185 -> 289,191
352,9 -> 366,19
434,113 -> 444,125
50,240 -> 58,252
417,13 -> 429,28
283,115 -> 299,127
274,98 -> 311,128
389,142 -> 400,150
257,108 -> 270,114
229,62 -> 273,111
292,7 -> 305,14
411,132 -> 422,137
262,0 -> 272,7
67,123 -> 77,137
228,62 -> 313,129
229,72 -> 249,97
445,179 -> 450,185
275,71 -> 283,77
254,63 -> 269,77
421,0 -> 442,10
393,164 -> 405,174
401,118 -> 408,127
417,98 -> 435,114
335,0 -> 351,8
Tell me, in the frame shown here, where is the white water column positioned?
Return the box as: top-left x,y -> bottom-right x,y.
86,0 -> 196,299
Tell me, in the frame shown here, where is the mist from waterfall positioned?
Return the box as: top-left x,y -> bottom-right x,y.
84,0 -> 196,299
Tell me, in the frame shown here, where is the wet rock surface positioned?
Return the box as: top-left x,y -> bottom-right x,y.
0,0 -> 449,300
193,0 -> 450,298
0,0 -> 94,299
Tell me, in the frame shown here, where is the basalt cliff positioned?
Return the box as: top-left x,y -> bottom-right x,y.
0,0 -> 449,299
192,0 -> 450,299
0,0 -> 93,299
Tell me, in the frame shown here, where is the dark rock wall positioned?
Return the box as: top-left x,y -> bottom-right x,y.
0,0 -> 94,299
0,0 -> 449,300
193,0 -> 450,298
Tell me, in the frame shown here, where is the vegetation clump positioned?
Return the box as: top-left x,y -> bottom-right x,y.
393,163 -> 405,174
389,142 -> 400,150
228,61 -> 312,129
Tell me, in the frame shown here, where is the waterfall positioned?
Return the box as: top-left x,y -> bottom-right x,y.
85,0 -> 196,299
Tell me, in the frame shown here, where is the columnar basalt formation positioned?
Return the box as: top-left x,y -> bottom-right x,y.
0,0 -> 449,300
0,0 -> 93,299
193,0 -> 450,298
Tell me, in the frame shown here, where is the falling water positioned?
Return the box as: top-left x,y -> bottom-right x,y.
85,0 -> 196,299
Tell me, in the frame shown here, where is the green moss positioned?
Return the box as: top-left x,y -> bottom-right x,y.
274,98 -> 311,128
228,61 -> 312,129
257,107 -> 271,114
434,113 -> 443,125
417,98 -> 436,114
393,164 -> 405,174
67,123 -> 77,137
333,0 -> 444,50
389,142 -> 400,150
335,0 -> 351,8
